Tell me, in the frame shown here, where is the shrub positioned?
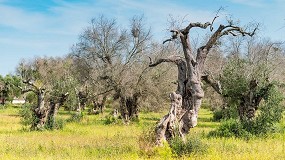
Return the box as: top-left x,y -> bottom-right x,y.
208,119 -> 252,139
67,112 -> 84,122
45,117 -> 65,130
212,106 -> 239,122
19,104 -> 37,130
104,114 -> 119,125
170,136 -> 208,157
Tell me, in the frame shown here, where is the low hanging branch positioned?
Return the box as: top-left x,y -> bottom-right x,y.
150,15 -> 258,145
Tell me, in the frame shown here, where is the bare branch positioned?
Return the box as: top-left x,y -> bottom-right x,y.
149,55 -> 184,67
220,25 -> 258,37
204,24 -> 258,50
210,16 -> 219,31
201,72 -> 222,95
22,79 -> 41,93
163,38 -> 173,44
184,22 -> 211,33
209,7 -> 223,31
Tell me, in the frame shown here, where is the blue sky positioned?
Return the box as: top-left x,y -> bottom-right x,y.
0,0 -> 284,76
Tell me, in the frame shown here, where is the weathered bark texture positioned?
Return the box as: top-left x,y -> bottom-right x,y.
150,18 -> 257,145
46,100 -> 57,129
30,88 -> 48,130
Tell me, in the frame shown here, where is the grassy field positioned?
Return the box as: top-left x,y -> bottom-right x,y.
0,105 -> 285,159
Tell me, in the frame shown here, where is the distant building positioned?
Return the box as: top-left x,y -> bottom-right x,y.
12,97 -> 26,105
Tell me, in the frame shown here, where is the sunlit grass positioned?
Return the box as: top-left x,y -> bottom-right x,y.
0,105 -> 285,159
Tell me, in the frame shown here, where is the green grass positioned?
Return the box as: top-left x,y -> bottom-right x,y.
0,105 -> 285,159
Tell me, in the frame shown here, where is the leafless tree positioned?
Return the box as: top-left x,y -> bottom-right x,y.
149,16 -> 257,145
72,15 -> 175,122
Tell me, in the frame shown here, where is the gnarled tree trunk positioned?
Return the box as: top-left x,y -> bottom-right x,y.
75,88 -> 88,112
119,92 -> 140,123
31,88 -> 48,130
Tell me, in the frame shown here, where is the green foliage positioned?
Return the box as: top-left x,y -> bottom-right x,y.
212,106 -> 239,122
220,59 -> 248,101
104,115 -> 120,125
19,104 -> 37,130
208,119 -> 252,138
0,75 -> 22,102
45,117 -> 65,130
25,92 -> 37,104
170,136 -> 208,157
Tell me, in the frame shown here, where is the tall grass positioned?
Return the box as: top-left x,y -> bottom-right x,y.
0,105 -> 284,159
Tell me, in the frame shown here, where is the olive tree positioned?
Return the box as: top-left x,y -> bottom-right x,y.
17,56 -> 73,130
72,15 -> 174,122
149,16 -> 257,145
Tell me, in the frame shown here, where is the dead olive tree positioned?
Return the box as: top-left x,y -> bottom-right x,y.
72,15 -> 173,122
149,17 -> 257,145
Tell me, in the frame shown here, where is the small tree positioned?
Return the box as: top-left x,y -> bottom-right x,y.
17,57 -> 72,130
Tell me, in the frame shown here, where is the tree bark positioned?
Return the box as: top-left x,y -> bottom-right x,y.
238,80 -> 272,121
31,89 -> 48,130
46,100 -> 57,129
91,95 -> 107,114
119,92 -> 140,123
